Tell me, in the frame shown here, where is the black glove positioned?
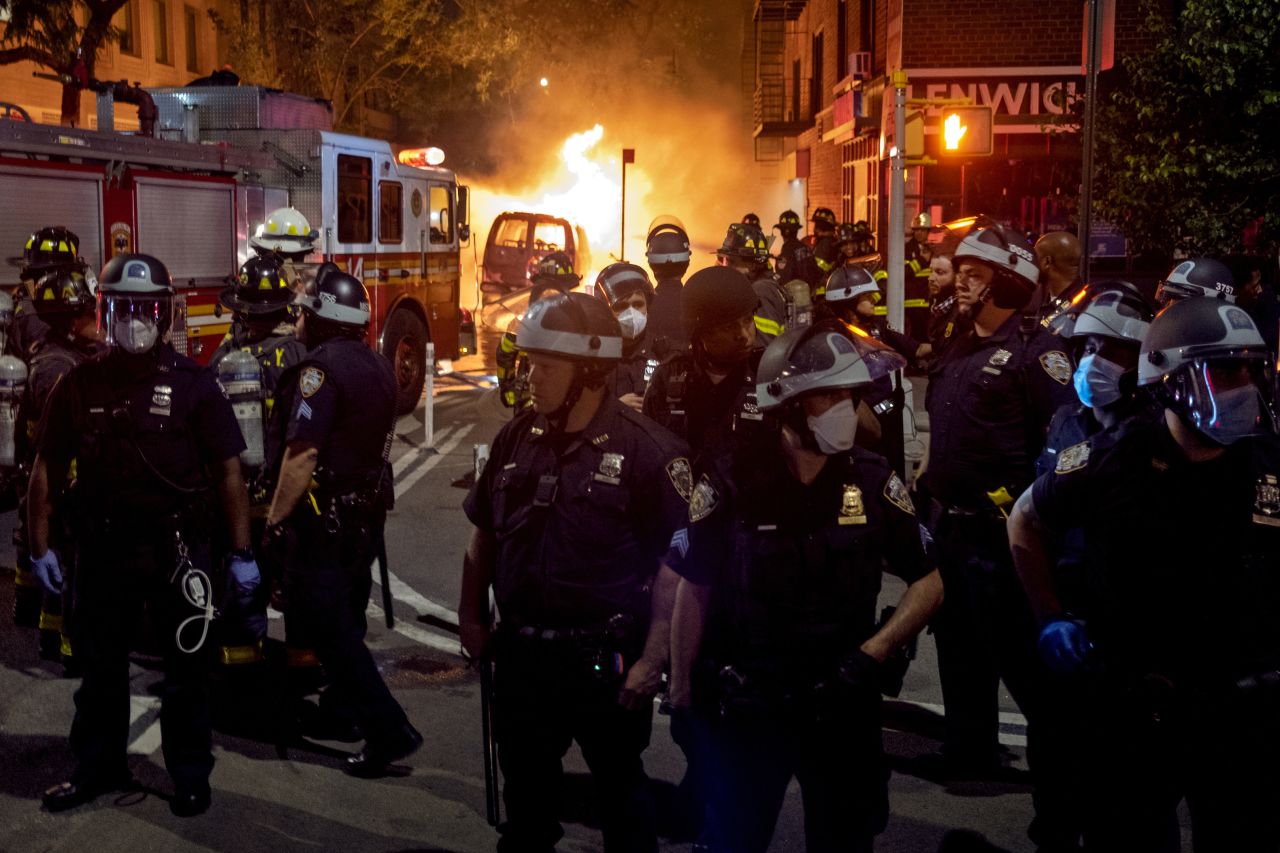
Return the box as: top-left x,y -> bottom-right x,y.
838,649 -> 882,694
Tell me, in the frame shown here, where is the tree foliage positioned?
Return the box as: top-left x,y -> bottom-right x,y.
1094,0 -> 1280,256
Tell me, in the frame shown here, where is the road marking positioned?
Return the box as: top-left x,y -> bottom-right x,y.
367,602 -> 462,657
393,423 -> 473,499
392,425 -> 454,477
128,695 -> 162,755
379,570 -> 459,627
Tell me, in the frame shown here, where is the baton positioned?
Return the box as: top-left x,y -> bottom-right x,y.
376,525 -> 393,629
480,653 -> 501,826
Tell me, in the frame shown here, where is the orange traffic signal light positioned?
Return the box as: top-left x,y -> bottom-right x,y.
937,106 -> 993,156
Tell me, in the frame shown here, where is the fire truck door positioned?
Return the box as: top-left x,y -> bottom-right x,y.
135,177 -> 236,285
0,169 -> 104,280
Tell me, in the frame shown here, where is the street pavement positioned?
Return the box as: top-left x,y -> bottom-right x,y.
0,368 -> 1187,852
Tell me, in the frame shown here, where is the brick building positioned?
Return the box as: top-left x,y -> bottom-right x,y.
745,0 -> 1160,245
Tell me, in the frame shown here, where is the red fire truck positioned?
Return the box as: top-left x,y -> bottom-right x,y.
0,85 -> 471,414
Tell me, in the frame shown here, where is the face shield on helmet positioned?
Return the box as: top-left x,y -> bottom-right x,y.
100,293 -> 172,354
1162,356 -> 1276,445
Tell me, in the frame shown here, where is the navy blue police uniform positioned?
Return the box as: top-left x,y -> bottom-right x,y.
268,336 -> 417,751
1030,412 -> 1280,851
678,434 -> 928,853
36,343 -> 244,796
463,397 -> 691,853
924,310 -> 1076,771
609,327 -> 664,401
642,350 -> 764,466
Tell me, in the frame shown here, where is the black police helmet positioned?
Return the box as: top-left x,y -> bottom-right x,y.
645,223 -> 691,277
594,262 -> 654,308
221,255 -> 294,315
682,266 -> 757,333
300,270 -> 370,328
1157,257 -> 1236,305
99,253 -> 173,295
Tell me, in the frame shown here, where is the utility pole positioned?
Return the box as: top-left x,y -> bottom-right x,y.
621,148 -> 635,261
1078,0 -> 1105,281
888,71 -> 907,333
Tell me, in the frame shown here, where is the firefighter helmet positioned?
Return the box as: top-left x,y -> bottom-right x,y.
912,212 -> 933,230
31,267 -> 95,314
221,255 -> 294,315
715,223 -> 769,264
251,207 -> 318,257
529,250 -> 580,300
742,212 -> 761,228
22,226 -> 82,272
1156,257 -> 1236,305
812,208 -> 838,229
777,210 -> 802,231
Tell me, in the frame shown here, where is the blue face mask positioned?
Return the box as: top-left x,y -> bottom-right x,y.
1073,353 -> 1128,409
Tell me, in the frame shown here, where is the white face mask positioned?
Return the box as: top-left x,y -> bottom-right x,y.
807,397 -> 858,454
113,317 -> 159,354
616,306 -> 647,340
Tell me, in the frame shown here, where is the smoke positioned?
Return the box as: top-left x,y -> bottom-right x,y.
461,6 -> 803,301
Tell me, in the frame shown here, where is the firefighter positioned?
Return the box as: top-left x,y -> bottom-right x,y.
645,216 -> 692,353
250,207 -> 320,290
1009,297 -> 1280,850
210,255 -> 311,674
263,269 -> 421,777
668,322 -> 942,853
15,267 -> 104,670
31,253 -> 256,816
495,251 -> 580,410
715,223 -> 784,344
459,291 -> 690,853
773,210 -> 809,286
10,226 -> 89,357
594,262 -> 661,411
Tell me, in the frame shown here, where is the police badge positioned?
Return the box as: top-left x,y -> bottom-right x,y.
1254,474 -> 1280,527
690,477 -> 719,523
839,484 -> 867,525
883,472 -> 915,516
594,452 -> 625,485
1055,441 -> 1090,474
989,349 -> 1013,367
299,367 -> 325,398
1040,351 -> 1072,385
150,384 -> 172,416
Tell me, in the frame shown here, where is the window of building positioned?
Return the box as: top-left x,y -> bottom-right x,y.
837,1 -> 848,80
379,181 -> 403,244
532,220 -> 567,252
117,1 -> 140,56
154,0 -> 171,64
429,186 -> 454,244
184,5 -> 200,73
337,154 -> 372,244
810,32 -> 824,117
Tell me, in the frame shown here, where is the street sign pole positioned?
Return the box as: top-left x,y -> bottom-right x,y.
621,148 -> 635,262
888,71 -> 907,333
1078,0 -> 1105,281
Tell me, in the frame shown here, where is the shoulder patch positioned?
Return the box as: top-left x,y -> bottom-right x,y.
1055,441 -> 1091,474
689,476 -> 719,523
883,472 -> 916,516
666,457 -> 693,502
1040,350 -> 1072,385
299,366 -> 325,398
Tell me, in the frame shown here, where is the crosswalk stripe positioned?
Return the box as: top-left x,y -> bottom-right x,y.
368,602 -> 462,656
393,423 -> 473,500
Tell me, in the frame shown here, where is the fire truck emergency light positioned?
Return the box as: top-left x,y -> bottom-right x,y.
398,147 -> 446,168
938,106 -> 993,156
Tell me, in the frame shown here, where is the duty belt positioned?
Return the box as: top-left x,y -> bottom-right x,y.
507,613 -> 635,644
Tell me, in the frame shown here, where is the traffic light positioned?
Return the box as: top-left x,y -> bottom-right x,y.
937,106 -> 993,156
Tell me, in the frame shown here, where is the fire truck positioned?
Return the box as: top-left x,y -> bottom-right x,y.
0,84 -> 471,414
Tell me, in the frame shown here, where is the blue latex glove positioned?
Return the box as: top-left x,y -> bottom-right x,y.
1038,618 -> 1091,674
228,555 -> 266,640
31,551 -> 63,596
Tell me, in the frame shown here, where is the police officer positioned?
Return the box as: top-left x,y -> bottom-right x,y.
15,267 -> 104,667
1009,298 -> 1280,852
1154,256 -> 1237,306
643,267 -> 764,466
210,255 -> 311,672
922,224 -> 1075,799
263,270 -> 421,776
1032,231 -> 1085,323
668,322 -> 942,853
773,210 -> 808,285
644,216 -> 692,353
495,251 -> 580,410
458,291 -> 690,853
594,262 -> 662,411
715,222 -> 784,343
30,253 -> 257,816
